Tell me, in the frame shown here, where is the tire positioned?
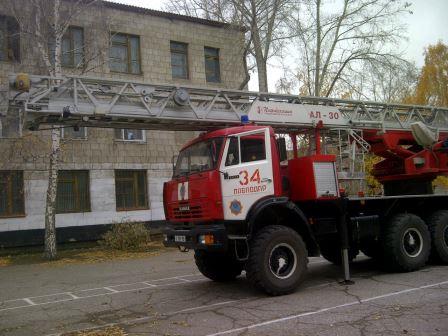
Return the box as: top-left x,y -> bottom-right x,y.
360,239 -> 380,259
381,213 -> 430,272
319,239 -> 358,265
246,225 -> 308,296
427,210 -> 448,263
194,250 -> 242,282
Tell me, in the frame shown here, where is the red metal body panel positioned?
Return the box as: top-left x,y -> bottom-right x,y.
288,154 -> 337,201
363,130 -> 448,182
164,170 -> 224,222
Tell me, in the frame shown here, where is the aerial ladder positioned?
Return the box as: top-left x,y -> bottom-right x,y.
5,73 -> 448,193
4,73 -> 448,295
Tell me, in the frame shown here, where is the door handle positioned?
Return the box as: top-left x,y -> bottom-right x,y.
261,178 -> 272,183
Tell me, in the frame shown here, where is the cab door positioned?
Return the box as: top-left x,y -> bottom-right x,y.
219,128 -> 274,220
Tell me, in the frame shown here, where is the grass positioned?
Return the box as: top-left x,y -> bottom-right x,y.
0,239 -> 167,268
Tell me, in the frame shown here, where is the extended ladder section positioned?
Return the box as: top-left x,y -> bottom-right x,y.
8,74 -> 448,133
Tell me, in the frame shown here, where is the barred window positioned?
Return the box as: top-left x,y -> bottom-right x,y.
115,170 -> 148,211
56,170 -> 90,213
110,33 -> 141,74
114,129 -> 145,142
0,171 -> 25,218
62,126 -> 87,140
49,26 -> 84,68
204,47 -> 221,83
0,15 -> 20,62
170,41 -> 189,79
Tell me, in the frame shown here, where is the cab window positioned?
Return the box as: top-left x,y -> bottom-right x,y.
225,137 -> 239,166
241,135 -> 266,163
225,132 -> 266,166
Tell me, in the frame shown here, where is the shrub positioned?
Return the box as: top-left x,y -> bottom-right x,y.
101,221 -> 150,251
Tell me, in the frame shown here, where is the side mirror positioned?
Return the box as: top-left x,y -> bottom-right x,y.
277,137 -> 287,162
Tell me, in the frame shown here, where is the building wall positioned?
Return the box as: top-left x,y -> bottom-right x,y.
0,1 -> 246,237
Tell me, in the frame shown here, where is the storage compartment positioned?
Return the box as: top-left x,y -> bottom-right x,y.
288,155 -> 339,201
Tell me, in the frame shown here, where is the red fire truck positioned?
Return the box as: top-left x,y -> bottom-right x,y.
10,74 -> 448,296
161,102 -> 448,296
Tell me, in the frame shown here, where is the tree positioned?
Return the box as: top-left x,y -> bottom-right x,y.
408,42 -> 448,107
5,0 -> 103,259
282,0 -> 412,97
404,42 -> 448,191
339,59 -> 418,103
165,0 -> 293,92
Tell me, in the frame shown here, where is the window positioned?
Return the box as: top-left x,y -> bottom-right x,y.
114,129 -> 145,142
225,132 -> 266,166
174,138 -> 224,177
110,33 -> 141,74
204,47 -> 221,82
170,41 -> 189,79
115,170 -> 148,211
241,134 -> 266,163
0,171 -> 25,217
62,126 -> 87,140
225,137 -> 239,166
0,15 -> 20,62
56,170 -> 90,213
49,26 -> 84,67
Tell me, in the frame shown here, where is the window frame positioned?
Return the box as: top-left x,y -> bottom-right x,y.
224,130 -> 267,167
114,129 -> 146,142
204,46 -> 221,83
56,170 -> 91,214
170,41 -> 189,80
0,171 -> 25,218
61,126 -> 88,140
62,26 -> 84,68
0,15 -> 20,63
115,170 -> 149,211
109,32 -> 142,74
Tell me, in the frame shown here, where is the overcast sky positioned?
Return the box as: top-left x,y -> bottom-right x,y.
107,0 -> 448,91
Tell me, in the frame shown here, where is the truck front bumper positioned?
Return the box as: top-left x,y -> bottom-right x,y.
162,224 -> 228,251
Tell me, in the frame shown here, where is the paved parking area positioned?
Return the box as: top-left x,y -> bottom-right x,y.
0,249 -> 447,336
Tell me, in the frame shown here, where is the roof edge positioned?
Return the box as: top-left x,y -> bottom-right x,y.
102,1 -> 246,32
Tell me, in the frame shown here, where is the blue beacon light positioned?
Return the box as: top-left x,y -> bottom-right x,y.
241,115 -> 250,124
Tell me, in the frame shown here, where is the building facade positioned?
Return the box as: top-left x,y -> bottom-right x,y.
0,1 -> 246,246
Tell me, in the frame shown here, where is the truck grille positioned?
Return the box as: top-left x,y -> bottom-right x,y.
172,202 -> 205,219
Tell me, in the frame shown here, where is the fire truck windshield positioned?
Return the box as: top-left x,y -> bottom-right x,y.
173,137 -> 224,177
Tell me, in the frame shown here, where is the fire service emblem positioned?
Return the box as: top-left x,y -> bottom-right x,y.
178,182 -> 189,201
229,199 -> 243,215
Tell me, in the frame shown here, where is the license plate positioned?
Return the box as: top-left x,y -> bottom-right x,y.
175,235 -> 186,243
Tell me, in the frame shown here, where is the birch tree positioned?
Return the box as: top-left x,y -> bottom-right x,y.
165,0 -> 293,92
283,0 -> 412,97
6,0 -> 101,259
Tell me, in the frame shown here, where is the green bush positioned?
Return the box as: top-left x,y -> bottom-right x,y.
101,221 -> 150,251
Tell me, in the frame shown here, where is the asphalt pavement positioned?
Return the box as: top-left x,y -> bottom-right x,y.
0,248 -> 447,336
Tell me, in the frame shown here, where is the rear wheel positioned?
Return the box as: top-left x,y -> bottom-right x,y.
427,210 -> 448,263
319,238 -> 358,265
381,213 -> 430,272
360,239 -> 380,259
246,225 -> 308,296
194,250 -> 242,282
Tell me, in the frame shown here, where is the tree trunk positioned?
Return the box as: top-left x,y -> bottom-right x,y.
44,128 -> 61,260
257,59 -> 268,92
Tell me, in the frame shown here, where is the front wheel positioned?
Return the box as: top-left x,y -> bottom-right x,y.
246,225 -> 308,296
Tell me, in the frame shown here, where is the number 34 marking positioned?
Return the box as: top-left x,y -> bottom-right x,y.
239,169 -> 261,185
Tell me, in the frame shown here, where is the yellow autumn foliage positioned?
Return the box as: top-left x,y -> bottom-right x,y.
364,154 -> 383,196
